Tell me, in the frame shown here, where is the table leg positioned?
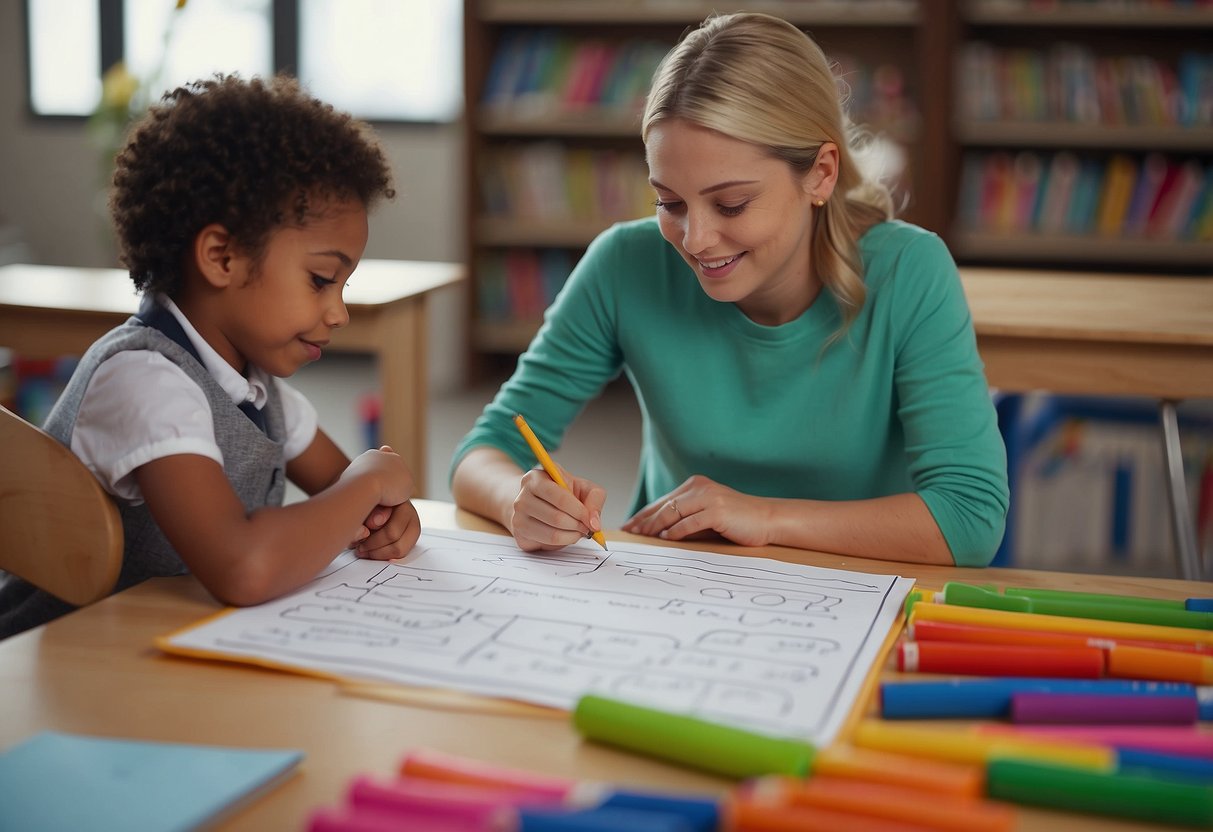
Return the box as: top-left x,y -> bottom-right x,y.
374,300 -> 428,498
1160,400 -> 1201,580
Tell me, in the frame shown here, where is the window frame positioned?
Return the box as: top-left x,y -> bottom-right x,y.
21,0 -> 458,127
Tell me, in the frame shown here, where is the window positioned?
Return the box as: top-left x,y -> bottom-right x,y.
299,0 -> 462,123
23,0 -> 463,123
27,0 -> 100,115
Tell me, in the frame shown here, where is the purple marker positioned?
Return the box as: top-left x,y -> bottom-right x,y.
1010,692 -> 1199,724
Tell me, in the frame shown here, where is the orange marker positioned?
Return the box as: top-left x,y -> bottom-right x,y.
727,795 -> 932,832
399,747 -> 573,801
912,619 -> 1212,656
754,775 -> 1017,832
513,413 -> 607,550
1107,645 -> 1213,685
811,745 -> 984,799
909,600 -> 1213,647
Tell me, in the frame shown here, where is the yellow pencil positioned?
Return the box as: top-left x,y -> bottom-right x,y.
513,413 -> 608,550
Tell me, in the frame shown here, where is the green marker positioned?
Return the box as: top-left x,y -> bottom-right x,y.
572,694 -> 815,779
942,582 -> 1031,613
1004,587 -> 1185,611
987,758 -> 1213,828
941,582 -> 1213,630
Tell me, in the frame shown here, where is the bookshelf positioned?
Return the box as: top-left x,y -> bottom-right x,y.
462,0 -> 1213,372
949,0 -> 1213,271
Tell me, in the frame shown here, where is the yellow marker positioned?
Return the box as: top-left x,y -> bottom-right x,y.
910,598 -> 1213,647
513,413 -> 608,550
852,721 -> 1114,770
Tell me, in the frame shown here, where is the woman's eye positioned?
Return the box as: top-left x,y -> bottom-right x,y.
654,198 -> 684,213
719,203 -> 746,217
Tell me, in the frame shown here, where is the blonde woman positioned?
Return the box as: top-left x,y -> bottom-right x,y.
451,13 -> 1008,567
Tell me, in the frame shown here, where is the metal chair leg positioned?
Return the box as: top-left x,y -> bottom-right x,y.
1160,400 -> 1201,580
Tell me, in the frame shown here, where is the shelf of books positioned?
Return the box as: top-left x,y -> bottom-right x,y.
952,11 -> 1213,272
479,0 -> 920,26
965,0 -> 1213,28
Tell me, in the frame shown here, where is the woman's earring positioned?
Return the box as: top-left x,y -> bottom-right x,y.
815,199 -> 826,208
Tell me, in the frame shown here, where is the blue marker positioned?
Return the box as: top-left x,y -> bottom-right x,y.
1187,599 -> 1213,613
516,807 -> 691,832
1198,686 -> 1213,721
881,678 -> 1199,719
1118,748 -> 1213,781
593,791 -> 717,832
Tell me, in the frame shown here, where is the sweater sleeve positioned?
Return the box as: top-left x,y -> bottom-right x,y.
449,224 -> 627,481
890,234 -> 1010,566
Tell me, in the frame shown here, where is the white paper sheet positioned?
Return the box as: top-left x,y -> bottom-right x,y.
164,528 -> 913,745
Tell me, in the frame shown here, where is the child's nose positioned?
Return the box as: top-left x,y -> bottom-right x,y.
325,297 -> 349,328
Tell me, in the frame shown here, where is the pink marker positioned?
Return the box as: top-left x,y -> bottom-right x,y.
348,774 -> 560,825
977,725 -> 1213,760
309,805 -> 479,832
400,748 -> 576,802
1010,692 -> 1199,725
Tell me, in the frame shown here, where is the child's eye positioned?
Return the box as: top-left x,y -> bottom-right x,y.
310,273 -> 336,290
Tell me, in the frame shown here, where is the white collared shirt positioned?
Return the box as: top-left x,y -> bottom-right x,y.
71,296 -> 317,503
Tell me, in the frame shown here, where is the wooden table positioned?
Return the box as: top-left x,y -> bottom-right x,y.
0,261 -> 463,496
960,268 -> 1213,580
1,500 -> 1209,831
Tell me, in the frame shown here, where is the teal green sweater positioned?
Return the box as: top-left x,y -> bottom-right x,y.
453,218 -> 1009,565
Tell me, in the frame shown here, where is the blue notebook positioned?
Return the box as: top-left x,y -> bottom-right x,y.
0,731 -> 303,831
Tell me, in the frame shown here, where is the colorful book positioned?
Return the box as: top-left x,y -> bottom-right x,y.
1148,159 -> 1202,238
1123,152 -> 1168,236
1096,154 -> 1137,237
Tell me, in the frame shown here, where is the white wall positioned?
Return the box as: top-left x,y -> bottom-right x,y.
0,1 -> 467,393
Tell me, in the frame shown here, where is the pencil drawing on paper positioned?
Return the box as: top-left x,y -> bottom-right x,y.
164,528 -> 913,744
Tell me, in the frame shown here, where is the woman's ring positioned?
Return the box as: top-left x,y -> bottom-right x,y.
668,499 -> 682,519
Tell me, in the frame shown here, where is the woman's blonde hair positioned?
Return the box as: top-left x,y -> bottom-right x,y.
642,12 -> 894,335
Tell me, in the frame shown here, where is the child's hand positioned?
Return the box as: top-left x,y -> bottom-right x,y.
341,444 -> 414,507
356,500 -> 422,559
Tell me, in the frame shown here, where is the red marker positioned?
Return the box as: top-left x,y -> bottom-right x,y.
898,640 -> 1105,678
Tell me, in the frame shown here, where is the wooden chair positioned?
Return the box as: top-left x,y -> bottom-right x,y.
0,405 -> 123,606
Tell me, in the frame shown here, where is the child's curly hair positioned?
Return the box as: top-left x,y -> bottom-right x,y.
110,73 -> 395,296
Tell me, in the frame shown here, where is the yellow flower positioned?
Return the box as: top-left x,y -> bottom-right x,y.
100,62 -> 139,111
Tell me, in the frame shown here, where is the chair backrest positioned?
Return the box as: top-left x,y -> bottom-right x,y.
0,405 -> 123,606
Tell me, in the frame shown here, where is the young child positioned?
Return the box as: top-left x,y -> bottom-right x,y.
0,74 -> 419,639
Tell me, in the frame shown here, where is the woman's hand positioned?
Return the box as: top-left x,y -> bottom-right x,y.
509,465 -> 606,552
623,474 -> 773,547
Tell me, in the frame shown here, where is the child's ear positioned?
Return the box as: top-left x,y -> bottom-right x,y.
194,223 -> 239,289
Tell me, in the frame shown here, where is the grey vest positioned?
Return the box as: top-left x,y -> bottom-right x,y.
0,321 -> 286,639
